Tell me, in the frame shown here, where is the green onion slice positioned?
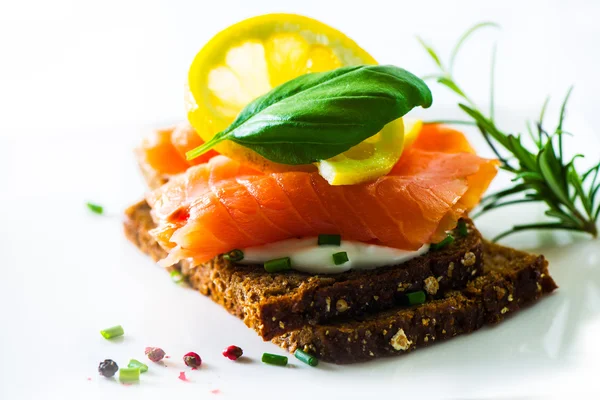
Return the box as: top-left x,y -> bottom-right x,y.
128,359 -> 148,373
318,234 -> 341,246
294,349 -> 318,367
86,202 -> 104,215
332,251 -> 349,265
430,234 -> 455,251
457,220 -> 469,237
170,270 -> 184,284
264,257 -> 292,273
261,353 -> 288,366
100,325 -> 124,339
223,249 -> 244,262
406,291 -> 426,305
119,367 -> 140,382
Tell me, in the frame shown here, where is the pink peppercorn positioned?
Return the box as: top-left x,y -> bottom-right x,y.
222,345 -> 243,360
145,347 -> 166,362
183,352 -> 202,368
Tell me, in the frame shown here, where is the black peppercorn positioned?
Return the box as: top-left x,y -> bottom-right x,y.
98,359 -> 119,377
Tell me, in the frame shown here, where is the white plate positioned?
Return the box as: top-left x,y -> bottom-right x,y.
0,107 -> 599,399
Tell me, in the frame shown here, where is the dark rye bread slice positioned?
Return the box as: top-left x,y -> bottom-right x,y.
125,200 -> 484,340
273,242 -> 557,363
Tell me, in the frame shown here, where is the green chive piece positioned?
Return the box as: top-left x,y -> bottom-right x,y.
100,325 -> 124,339
406,291 -> 426,305
430,234 -> 455,251
223,249 -> 244,262
294,349 -> 318,367
119,367 -> 140,382
457,220 -> 469,237
128,359 -> 148,373
264,257 -> 292,273
86,202 -> 104,215
261,353 -> 288,366
332,251 -> 349,265
170,270 -> 184,284
318,234 -> 341,246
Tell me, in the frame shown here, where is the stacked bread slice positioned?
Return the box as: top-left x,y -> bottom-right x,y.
124,196 -> 556,364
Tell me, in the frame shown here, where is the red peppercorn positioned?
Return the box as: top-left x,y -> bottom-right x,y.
183,352 -> 202,368
222,345 -> 243,360
145,347 -> 166,362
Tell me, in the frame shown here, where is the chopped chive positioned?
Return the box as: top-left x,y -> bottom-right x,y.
118,367 -> 140,382
86,202 -> 104,215
170,270 -> 184,284
100,325 -> 124,339
223,249 -> 244,262
318,234 -> 341,246
261,353 -> 288,366
332,251 -> 349,265
457,220 -> 469,237
406,291 -> 426,305
294,349 -> 318,367
128,359 -> 148,373
430,234 -> 455,251
264,257 -> 292,273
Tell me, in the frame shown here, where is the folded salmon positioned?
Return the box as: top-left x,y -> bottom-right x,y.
146,125 -> 498,267
138,122 -> 219,180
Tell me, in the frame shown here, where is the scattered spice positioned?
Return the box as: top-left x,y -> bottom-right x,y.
119,367 -> 140,383
178,371 -> 187,381
170,270 -> 184,284
183,352 -> 202,368
98,359 -> 119,377
100,325 -> 124,339
145,347 -> 166,362
318,234 -> 341,246
332,251 -> 349,265
431,234 -> 455,251
86,202 -> 104,215
223,249 -> 244,262
264,257 -> 292,273
210,389 -> 221,394
457,220 -> 469,237
222,345 -> 243,361
294,349 -> 318,366
168,207 -> 190,223
128,359 -> 148,373
405,290 -> 426,305
261,353 -> 288,366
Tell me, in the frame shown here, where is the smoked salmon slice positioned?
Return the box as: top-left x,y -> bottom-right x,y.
147,124 -> 498,266
138,122 -> 219,177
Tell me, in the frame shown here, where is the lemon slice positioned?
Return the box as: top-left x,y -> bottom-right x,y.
316,118 -> 424,185
403,117 -> 424,148
186,13 -> 376,172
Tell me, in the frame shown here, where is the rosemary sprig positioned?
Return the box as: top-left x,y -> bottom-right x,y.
418,24 -> 600,241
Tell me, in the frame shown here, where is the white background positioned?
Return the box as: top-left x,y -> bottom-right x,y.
1,1 -> 599,399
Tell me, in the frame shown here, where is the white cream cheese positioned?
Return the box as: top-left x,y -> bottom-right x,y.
238,237 -> 430,274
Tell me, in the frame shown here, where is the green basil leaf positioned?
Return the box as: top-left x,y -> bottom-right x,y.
187,65 -> 432,165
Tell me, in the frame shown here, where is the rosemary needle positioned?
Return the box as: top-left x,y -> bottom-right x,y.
418,23 -> 599,240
